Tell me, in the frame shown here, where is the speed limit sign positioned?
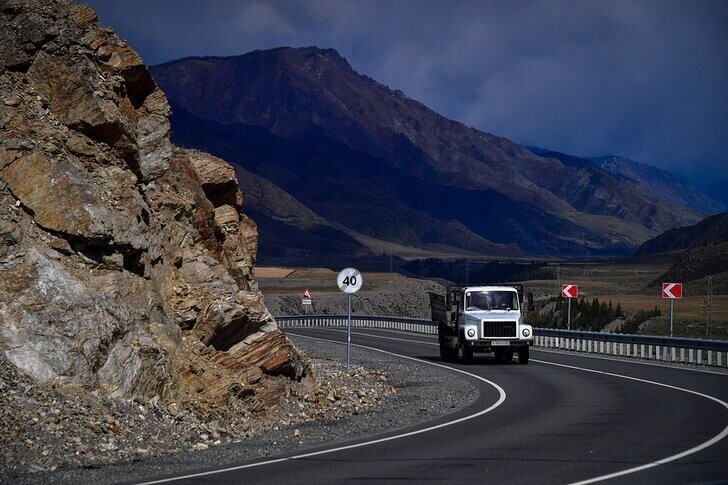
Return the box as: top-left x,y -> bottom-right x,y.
338,267 -> 362,369
337,267 -> 363,294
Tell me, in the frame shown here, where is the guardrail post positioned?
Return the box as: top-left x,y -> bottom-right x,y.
280,318 -> 725,368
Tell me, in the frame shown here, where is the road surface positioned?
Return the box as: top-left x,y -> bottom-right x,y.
136,327 -> 728,484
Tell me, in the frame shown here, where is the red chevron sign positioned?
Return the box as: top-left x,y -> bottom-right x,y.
561,284 -> 578,298
662,283 -> 682,299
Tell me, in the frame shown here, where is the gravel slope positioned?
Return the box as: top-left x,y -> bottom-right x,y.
3,334 -> 478,485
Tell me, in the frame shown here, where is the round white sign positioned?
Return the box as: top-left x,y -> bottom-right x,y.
337,267 -> 363,294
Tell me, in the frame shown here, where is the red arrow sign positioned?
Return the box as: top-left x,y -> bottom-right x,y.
561,284 -> 578,298
662,283 -> 682,299
302,289 -> 312,300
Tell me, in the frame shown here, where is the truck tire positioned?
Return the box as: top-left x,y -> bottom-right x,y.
518,346 -> 529,365
461,342 -> 473,364
440,343 -> 457,362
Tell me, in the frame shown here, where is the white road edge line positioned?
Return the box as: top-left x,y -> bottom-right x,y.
348,328 -> 728,377
303,328 -> 728,483
529,358 -> 728,485
533,346 -> 728,376
133,333 -> 507,485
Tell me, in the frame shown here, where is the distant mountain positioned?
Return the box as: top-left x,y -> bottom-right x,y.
151,47 -> 706,261
634,212 -> 728,256
528,147 -> 725,216
636,212 -> 728,290
233,163 -> 375,265
652,240 -> 728,292
592,155 -> 725,215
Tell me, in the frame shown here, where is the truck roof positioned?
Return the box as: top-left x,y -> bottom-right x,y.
463,286 -> 519,292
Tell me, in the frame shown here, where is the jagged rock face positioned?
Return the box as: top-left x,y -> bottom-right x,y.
0,0 -> 306,408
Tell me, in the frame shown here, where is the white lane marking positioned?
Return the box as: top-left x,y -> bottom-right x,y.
337,327 -> 728,377
298,328 -> 728,483
134,334 -> 507,485
534,347 -> 728,377
524,358 -> 728,485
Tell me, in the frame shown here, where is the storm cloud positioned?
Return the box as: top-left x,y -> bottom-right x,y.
86,0 -> 728,201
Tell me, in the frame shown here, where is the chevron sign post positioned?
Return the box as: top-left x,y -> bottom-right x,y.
662,283 -> 682,337
562,285 -> 578,298
662,283 -> 682,299
561,284 -> 578,330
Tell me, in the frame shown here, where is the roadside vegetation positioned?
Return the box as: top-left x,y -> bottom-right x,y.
526,296 -> 624,331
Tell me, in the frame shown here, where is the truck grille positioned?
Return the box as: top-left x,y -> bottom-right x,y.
482,320 -> 517,338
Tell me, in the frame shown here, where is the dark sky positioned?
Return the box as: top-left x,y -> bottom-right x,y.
85,0 -> 728,201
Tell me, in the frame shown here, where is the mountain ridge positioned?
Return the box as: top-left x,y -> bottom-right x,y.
635,212 -> 728,256
151,46 -> 707,261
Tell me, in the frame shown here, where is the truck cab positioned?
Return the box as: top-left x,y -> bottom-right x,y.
430,285 -> 533,364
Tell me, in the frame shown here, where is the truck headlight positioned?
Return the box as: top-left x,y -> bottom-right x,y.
467,328 -> 476,338
522,328 -> 531,337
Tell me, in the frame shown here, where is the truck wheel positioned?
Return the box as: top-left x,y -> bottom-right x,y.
518,347 -> 530,365
504,349 -> 514,363
461,343 -> 473,364
440,343 -> 456,362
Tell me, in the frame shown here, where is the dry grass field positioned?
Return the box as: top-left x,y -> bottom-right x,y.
256,259 -> 727,338
520,259 -> 728,338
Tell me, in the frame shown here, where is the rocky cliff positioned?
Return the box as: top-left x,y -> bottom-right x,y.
0,0 -> 306,414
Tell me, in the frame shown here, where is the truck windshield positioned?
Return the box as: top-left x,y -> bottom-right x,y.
465,291 -> 518,311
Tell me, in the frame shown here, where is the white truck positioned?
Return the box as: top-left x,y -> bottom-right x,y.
430,285 -> 533,364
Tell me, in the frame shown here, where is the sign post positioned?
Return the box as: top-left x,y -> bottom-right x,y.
301,289 -> 312,315
561,284 -> 579,330
337,267 -> 363,369
662,283 -> 683,337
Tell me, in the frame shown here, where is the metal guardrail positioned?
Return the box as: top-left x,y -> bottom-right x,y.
276,314 -> 437,335
534,328 -> 728,352
276,314 -> 728,368
533,329 -> 728,367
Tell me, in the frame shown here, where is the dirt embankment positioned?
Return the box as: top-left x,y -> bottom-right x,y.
258,267 -> 444,318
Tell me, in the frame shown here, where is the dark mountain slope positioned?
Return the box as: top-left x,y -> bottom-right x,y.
167,104 -> 595,255
152,47 -> 705,258
635,212 -> 728,256
529,148 -> 704,229
594,155 -> 725,215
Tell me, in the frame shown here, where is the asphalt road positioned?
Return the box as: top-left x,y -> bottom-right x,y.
138,328 -> 728,485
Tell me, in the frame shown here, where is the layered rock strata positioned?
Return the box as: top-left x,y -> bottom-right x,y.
0,0 -> 306,411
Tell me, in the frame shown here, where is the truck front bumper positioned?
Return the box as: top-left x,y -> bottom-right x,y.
468,339 -> 532,350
